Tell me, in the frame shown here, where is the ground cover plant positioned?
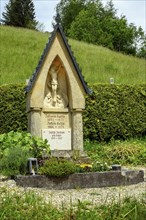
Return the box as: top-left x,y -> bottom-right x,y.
0,25 -> 145,85
0,187 -> 146,220
84,138 -> 146,166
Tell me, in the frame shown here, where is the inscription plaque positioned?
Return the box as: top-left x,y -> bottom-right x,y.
42,113 -> 70,129
46,114 -> 66,129
42,129 -> 71,150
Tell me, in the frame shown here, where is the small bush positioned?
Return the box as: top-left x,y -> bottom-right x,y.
0,131 -> 50,158
40,158 -> 77,177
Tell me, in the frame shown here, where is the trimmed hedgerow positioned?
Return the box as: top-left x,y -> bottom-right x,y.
0,83 -> 146,142
0,84 -> 27,134
83,84 -> 146,142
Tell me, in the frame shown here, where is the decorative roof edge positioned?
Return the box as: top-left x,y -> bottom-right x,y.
25,24 -> 90,94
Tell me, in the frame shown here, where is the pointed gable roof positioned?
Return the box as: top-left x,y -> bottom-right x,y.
26,24 -> 90,94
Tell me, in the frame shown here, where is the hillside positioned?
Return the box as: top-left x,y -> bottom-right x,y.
0,25 -> 145,85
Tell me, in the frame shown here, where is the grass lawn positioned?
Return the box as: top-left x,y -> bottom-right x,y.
0,187 -> 146,220
0,25 -> 145,85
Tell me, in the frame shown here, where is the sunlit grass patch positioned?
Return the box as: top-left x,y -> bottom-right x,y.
0,25 -> 145,85
0,186 -> 146,220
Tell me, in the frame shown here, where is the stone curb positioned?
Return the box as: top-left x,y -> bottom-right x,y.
14,170 -> 144,190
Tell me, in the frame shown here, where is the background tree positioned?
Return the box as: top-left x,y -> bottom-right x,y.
54,0 -> 145,57
68,4 -> 99,43
137,36 -> 146,58
1,0 -> 38,30
54,0 -> 85,34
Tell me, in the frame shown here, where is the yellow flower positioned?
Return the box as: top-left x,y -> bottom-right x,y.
79,164 -> 92,168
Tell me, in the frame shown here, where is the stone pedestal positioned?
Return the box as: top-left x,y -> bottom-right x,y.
72,109 -> 83,152
28,108 -> 41,137
28,108 -> 84,153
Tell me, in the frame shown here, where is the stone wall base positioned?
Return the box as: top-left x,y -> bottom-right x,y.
15,170 -> 144,190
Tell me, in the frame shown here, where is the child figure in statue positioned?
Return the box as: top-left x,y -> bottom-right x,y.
44,64 -> 68,108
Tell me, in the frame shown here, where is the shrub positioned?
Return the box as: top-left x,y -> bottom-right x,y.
83,84 -> 146,142
40,158 -> 77,177
0,131 -> 50,175
0,84 -> 27,134
1,83 -> 146,142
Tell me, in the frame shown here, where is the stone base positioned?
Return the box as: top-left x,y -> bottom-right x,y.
15,170 -> 144,190
51,150 -> 88,159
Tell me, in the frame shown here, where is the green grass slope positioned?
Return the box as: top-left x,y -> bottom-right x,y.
0,25 -> 145,85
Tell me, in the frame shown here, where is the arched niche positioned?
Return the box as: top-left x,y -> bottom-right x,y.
43,56 -> 70,109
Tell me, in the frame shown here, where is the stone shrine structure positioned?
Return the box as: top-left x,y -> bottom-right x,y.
26,24 -> 89,154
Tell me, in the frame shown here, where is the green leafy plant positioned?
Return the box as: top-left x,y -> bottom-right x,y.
0,146 -> 30,176
91,161 -> 110,172
0,131 -> 50,158
0,131 -> 50,176
40,158 -> 77,178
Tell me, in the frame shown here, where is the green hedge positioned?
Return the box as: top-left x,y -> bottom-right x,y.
0,84 -> 146,142
83,84 -> 146,141
0,84 -> 27,134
